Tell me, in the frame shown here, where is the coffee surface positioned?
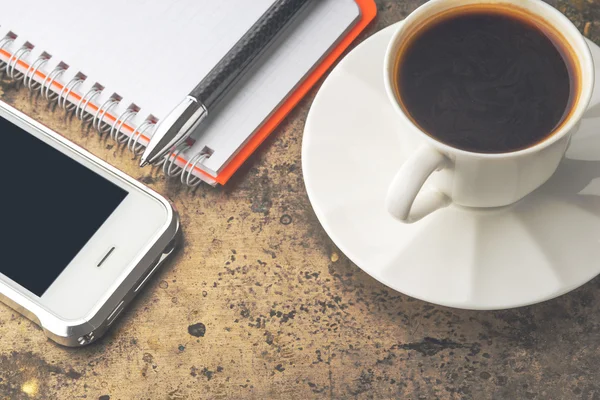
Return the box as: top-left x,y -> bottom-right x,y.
396,9 -> 575,153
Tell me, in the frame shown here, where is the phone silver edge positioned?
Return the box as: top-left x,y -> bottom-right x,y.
0,100 -> 181,347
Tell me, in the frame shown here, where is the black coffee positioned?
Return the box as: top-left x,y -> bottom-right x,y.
395,7 -> 578,153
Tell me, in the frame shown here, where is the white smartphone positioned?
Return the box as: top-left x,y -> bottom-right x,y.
0,100 -> 180,347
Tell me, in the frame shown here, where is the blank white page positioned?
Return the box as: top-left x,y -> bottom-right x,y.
0,0 -> 276,119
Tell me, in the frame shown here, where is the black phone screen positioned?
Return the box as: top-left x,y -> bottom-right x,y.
0,115 -> 128,296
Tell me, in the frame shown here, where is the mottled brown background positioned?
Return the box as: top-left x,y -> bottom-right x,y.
0,1 -> 599,399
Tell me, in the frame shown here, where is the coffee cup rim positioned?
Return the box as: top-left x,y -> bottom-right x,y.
384,0 -> 595,159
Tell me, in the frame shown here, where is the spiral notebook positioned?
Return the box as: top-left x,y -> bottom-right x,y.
0,0 -> 376,186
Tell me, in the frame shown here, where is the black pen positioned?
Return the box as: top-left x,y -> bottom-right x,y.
140,0 -> 312,167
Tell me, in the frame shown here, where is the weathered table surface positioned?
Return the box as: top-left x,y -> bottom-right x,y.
1,1 -> 599,399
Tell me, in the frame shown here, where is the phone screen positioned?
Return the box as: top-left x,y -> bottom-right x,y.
1,116 -> 128,296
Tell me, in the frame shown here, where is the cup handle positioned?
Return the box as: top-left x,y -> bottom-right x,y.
386,144 -> 451,223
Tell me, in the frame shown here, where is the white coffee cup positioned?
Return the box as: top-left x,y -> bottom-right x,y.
384,0 -> 595,223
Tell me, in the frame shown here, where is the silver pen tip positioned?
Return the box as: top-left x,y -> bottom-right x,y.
139,96 -> 207,169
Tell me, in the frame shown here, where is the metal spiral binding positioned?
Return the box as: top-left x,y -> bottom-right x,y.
0,37 -> 15,72
58,76 -> 83,111
128,120 -> 155,156
24,54 -> 49,90
180,152 -> 208,187
6,44 -> 30,80
75,87 -> 102,122
111,109 -> 137,144
40,65 -> 65,100
162,144 -> 189,177
92,98 -> 119,135
152,152 -> 167,167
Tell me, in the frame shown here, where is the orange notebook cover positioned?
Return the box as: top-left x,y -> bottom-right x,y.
0,0 -> 376,185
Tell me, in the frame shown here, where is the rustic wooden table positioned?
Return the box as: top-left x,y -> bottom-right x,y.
1,1 -> 599,399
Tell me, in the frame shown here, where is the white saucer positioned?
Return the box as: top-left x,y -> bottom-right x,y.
302,21 -> 600,310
